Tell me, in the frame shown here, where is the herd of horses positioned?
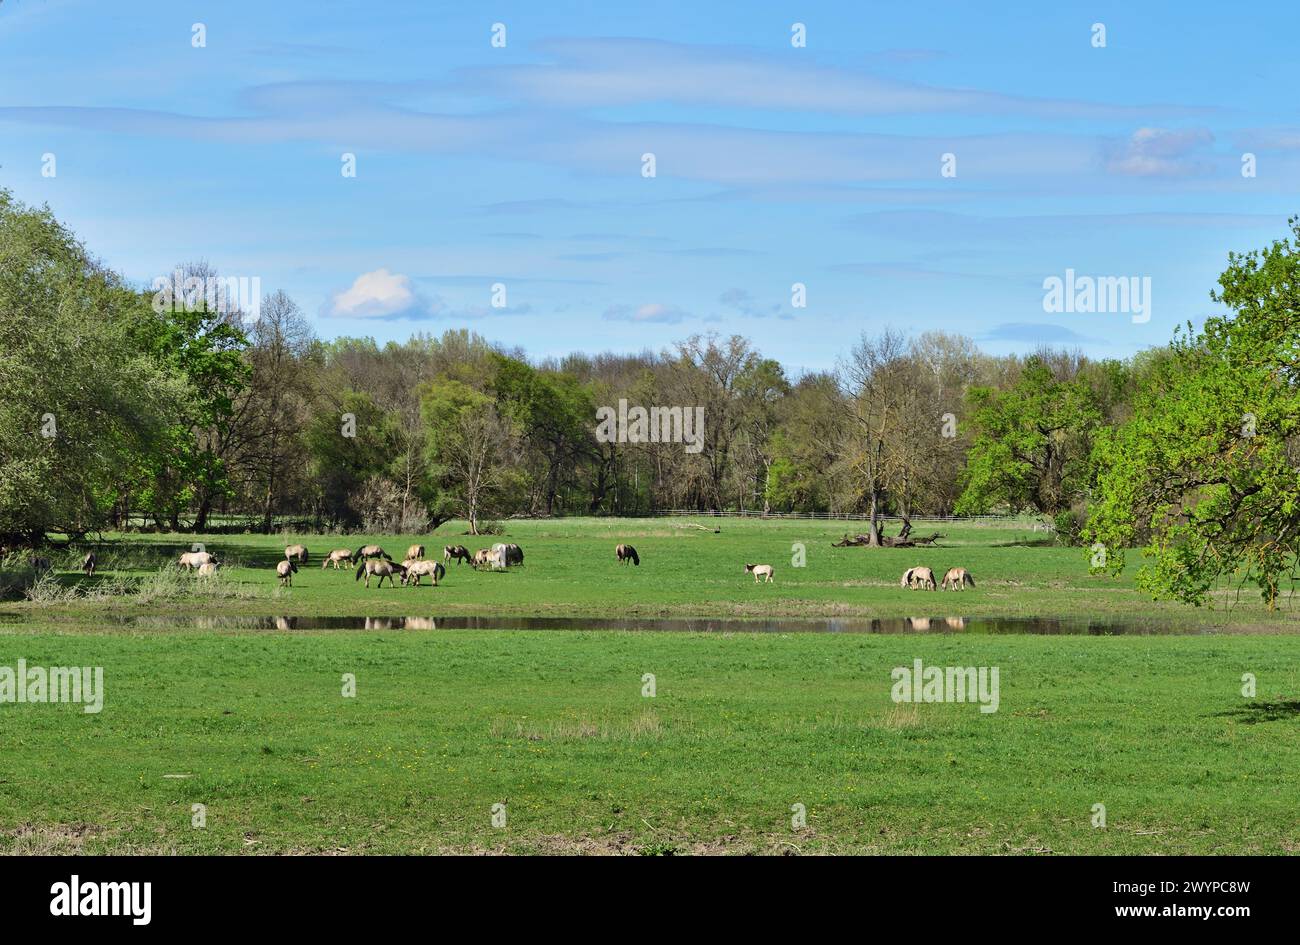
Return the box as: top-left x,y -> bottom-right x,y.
11,541 -> 977,593
175,542 -> 530,588
901,566 -> 976,591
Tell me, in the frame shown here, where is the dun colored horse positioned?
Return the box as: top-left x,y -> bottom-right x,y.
901,566 -> 936,590
941,567 -> 975,590
322,549 -> 355,569
745,563 -> 774,583
356,558 -> 406,588
178,551 -> 216,571
403,560 -> 445,586
276,559 -> 298,586
492,543 -> 524,566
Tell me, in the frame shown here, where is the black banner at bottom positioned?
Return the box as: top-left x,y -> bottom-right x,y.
0,855 -> 1281,931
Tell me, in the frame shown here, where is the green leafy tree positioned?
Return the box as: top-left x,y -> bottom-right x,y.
492,354 -> 596,516
422,379 -> 516,534
1087,217 -> 1300,607
303,390 -> 394,528
955,357 -> 1101,518
0,190 -> 185,543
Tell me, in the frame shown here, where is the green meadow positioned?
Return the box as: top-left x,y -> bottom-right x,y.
2,518 -> 1298,854
2,517 -> 1297,627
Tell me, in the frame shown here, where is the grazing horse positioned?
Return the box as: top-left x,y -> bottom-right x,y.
406,544 -> 425,561
285,544 -> 309,564
355,558 -> 406,588
276,559 -> 298,586
198,561 -> 219,577
403,560 -> 445,587
616,543 -> 640,566
745,563 -> 775,584
444,545 -> 471,565
492,543 -> 524,566
178,551 -> 216,571
82,552 -> 96,576
900,568 -> 916,588
354,544 -> 391,562
941,567 -> 975,591
322,548 -> 355,569
473,548 -> 506,570
28,555 -> 52,573
905,566 -> 936,590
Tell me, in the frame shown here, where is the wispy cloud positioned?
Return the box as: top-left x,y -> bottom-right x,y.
1105,127 -> 1216,177
980,322 -> 1106,345
456,37 -> 1202,119
603,302 -> 692,323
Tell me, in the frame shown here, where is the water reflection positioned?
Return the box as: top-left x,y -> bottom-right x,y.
85,614 -> 1204,635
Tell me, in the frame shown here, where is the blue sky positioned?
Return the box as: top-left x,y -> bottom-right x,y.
2,0 -> 1298,373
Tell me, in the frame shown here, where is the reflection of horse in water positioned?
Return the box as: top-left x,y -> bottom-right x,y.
944,617 -> 967,630
404,617 -> 436,630
908,617 -> 932,631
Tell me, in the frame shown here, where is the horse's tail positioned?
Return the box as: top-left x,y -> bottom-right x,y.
631,548 -> 639,566
965,571 -> 975,587
354,561 -> 365,582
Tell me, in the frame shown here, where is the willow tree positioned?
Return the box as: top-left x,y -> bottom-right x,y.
1086,217 -> 1300,606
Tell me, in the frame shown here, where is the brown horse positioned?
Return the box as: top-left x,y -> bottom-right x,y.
444,545 -> 471,565
616,543 -> 640,566
82,552 -> 96,576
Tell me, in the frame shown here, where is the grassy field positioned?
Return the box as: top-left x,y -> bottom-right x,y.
2,517 -> 1298,855
3,516 -> 1298,628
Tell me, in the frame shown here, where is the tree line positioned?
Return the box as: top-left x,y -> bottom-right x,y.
2,190 -> 1297,604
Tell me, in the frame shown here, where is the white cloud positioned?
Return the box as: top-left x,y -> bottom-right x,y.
324,268 -> 432,319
